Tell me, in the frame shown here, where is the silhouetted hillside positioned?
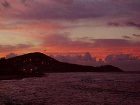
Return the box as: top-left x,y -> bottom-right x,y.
0,52 -> 123,79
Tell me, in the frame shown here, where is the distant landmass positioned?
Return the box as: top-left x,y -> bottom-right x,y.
0,52 -> 123,80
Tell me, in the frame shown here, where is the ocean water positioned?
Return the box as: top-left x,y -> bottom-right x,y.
0,72 -> 140,105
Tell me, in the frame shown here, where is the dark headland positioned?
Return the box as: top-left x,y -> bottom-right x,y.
0,52 -> 123,80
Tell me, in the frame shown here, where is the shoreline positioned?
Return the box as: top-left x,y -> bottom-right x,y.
1,71 -> 139,81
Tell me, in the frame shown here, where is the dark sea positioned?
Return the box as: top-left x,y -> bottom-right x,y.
0,72 -> 140,105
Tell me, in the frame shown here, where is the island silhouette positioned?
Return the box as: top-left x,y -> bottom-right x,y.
0,52 -> 123,80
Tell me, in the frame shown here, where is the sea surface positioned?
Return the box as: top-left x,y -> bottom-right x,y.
0,72 -> 140,105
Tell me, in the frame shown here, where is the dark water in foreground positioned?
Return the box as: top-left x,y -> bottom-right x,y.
0,72 -> 140,105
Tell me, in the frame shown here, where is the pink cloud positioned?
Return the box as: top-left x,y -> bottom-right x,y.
0,44 -> 33,53
41,34 -> 140,48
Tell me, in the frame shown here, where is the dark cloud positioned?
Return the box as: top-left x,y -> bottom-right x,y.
132,34 -> 140,37
53,53 -> 140,71
108,22 -> 121,27
19,0 -> 101,20
108,21 -> 140,29
91,39 -> 140,47
105,54 -> 137,62
122,35 -> 131,39
126,22 -> 140,29
1,0 -> 11,8
42,34 -> 140,49
105,54 -> 140,71
52,52 -> 100,66
42,34 -> 93,49
1,0 -> 138,22
0,44 -> 33,52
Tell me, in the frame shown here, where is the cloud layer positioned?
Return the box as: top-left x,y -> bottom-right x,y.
0,0 -> 140,59
51,52 -> 140,71
0,0 -> 140,21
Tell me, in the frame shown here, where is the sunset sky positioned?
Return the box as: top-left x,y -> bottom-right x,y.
0,0 -> 140,59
